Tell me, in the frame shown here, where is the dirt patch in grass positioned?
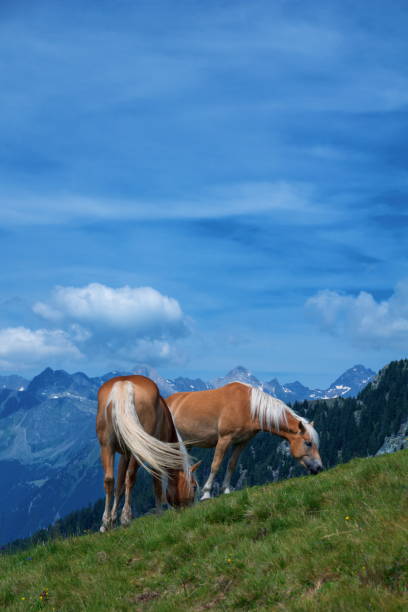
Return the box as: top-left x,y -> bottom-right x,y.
132,589 -> 161,602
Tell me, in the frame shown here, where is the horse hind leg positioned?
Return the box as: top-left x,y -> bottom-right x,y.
100,445 -> 115,533
222,441 -> 247,494
111,454 -> 129,525
201,435 -> 232,501
120,456 -> 139,526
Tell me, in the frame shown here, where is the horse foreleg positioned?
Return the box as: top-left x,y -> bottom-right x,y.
153,474 -> 168,513
120,456 -> 139,527
201,435 -> 232,501
222,441 -> 247,494
111,454 -> 129,525
100,445 -> 115,533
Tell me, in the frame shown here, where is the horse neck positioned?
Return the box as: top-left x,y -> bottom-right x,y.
276,410 -> 301,439
252,405 -> 299,439
167,467 -> 182,483
275,411 -> 300,438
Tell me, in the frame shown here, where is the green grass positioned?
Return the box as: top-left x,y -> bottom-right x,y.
1,451 -> 407,611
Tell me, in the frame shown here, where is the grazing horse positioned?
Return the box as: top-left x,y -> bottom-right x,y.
96,375 -> 199,532
167,382 -> 323,500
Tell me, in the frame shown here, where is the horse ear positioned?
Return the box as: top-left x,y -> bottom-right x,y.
298,420 -> 306,434
310,420 -> 315,427
190,460 -> 202,473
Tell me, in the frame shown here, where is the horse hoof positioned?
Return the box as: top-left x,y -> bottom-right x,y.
223,488 -> 231,494
200,493 -> 211,501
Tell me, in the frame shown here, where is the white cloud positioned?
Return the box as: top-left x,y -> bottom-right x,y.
306,280 -> 408,349
0,326 -> 83,370
115,338 -> 184,367
0,283 -> 190,372
33,283 -> 188,338
27,283 -> 191,371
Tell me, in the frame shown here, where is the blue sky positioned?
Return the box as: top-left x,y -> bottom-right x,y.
1,0 -> 408,387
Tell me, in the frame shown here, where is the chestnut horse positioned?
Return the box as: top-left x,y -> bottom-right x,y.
167,382 -> 323,500
96,375 -> 199,532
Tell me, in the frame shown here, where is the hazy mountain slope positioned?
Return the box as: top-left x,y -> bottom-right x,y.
0,375 -> 29,391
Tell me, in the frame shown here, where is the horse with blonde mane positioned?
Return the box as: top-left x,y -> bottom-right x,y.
96,375 -> 200,532
167,382 -> 323,500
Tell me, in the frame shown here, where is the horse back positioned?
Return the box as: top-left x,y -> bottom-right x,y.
167,382 -> 253,445
96,375 -> 164,446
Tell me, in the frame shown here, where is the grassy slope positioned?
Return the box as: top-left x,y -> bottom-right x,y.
1,451 -> 407,612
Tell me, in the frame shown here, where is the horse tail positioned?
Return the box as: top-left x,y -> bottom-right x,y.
160,396 -> 192,476
107,380 -> 187,476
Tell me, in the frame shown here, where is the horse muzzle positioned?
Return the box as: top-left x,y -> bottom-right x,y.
303,457 -> 323,475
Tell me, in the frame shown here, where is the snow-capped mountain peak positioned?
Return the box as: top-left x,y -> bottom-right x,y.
325,364 -> 376,398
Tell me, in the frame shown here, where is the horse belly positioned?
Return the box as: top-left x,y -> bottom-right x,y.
175,416 -> 219,448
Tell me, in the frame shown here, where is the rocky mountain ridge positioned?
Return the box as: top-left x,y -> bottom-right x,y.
210,363 -> 375,401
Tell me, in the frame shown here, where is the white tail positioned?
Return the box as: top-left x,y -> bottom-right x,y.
108,381 -> 188,476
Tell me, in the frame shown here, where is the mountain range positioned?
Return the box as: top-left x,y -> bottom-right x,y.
212,364 -> 375,401
0,363 -> 375,546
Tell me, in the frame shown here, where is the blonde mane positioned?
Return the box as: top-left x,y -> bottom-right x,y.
247,384 -> 319,446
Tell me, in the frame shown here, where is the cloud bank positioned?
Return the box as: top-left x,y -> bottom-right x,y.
0,284 -> 189,372
0,327 -> 82,370
306,280 -> 408,349
33,283 -> 187,337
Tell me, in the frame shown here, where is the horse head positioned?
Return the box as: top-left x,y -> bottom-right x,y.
166,460 -> 201,507
287,420 -> 323,475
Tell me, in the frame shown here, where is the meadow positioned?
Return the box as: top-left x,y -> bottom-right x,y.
1,450 -> 407,611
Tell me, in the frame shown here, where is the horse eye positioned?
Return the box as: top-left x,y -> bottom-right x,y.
305,441 -> 312,447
